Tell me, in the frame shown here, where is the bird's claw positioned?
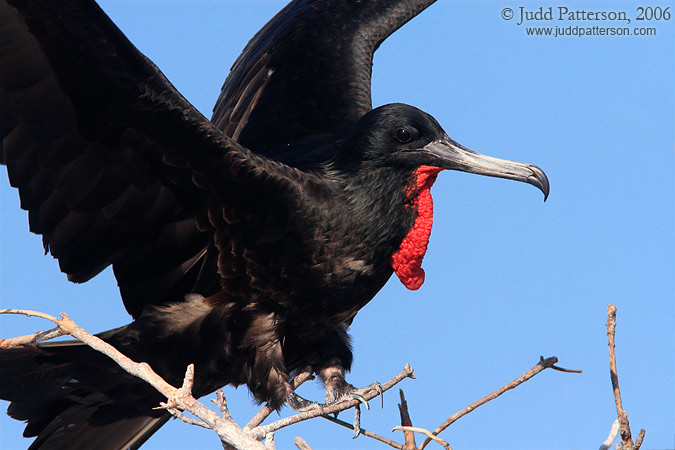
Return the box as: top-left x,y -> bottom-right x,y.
366,381 -> 384,408
349,392 -> 369,410
325,380 -> 383,410
345,382 -> 382,438
353,404 -> 362,438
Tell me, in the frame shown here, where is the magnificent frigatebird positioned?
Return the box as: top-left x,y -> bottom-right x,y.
0,0 -> 549,448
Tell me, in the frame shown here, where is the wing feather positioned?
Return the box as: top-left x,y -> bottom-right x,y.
0,0 -> 313,317
212,0 -> 437,152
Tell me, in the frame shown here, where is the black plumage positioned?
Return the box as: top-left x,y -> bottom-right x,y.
0,1 -> 549,449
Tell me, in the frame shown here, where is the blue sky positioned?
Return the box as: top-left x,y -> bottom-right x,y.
1,1 -> 673,449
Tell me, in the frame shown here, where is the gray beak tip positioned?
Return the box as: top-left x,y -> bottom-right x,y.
529,164 -> 550,202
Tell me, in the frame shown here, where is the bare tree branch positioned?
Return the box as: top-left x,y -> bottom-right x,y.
550,364 -> 583,374
419,356 -> 580,450
322,415 -> 404,449
0,325 -> 66,349
634,429 -> 646,449
397,390 -> 416,450
0,307 -> 610,450
599,419 -> 620,450
392,426 -> 452,450
294,436 -> 313,450
0,309 -> 266,450
1,308 -> 416,449
159,404 -> 210,429
606,304 -> 645,450
249,364 -> 415,441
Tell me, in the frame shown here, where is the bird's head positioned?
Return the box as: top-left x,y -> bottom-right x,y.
336,103 -> 549,199
335,103 -> 550,290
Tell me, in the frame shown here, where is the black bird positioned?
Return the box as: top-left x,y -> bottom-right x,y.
0,1 -> 549,449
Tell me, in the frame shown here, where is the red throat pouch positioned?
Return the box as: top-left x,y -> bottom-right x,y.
391,165 -> 442,290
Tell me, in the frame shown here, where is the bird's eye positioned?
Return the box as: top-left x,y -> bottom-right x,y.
394,127 -> 416,143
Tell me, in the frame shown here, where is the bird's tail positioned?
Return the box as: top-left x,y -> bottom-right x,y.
0,338 -> 170,450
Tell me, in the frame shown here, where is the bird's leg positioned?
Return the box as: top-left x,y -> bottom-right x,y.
318,358 -> 383,410
317,358 -> 381,436
241,312 -> 324,412
319,360 -> 355,404
252,359 -> 322,412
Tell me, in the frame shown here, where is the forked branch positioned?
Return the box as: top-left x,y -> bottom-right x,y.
0,308 -> 413,449
0,309 -> 265,449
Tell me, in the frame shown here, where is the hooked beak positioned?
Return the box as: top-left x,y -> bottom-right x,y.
423,136 -> 550,200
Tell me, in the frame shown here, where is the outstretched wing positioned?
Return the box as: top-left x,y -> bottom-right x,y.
0,0 -> 310,318
211,0 -> 437,154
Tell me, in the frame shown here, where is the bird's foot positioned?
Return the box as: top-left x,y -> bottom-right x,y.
285,391 -> 324,413
325,380 -> 383,411
286,377 -> 381,438
320,362 -> 382,410
324,379 -> 383,438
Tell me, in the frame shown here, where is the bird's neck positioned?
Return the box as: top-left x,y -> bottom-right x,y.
339,164 -> 442,291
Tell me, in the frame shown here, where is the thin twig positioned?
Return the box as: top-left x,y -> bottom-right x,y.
213,389 -> 234,420
550,364 -> 583,374
634,429 -> 645,449
599,419 -> 620,450
322,415 -> 403,449
294,436 -> 313,450
420,356 -> 578,450
0,325 -> 67,349
0,308 -> 60,321
393,426 -> 452,450
158,404 -> 210,428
